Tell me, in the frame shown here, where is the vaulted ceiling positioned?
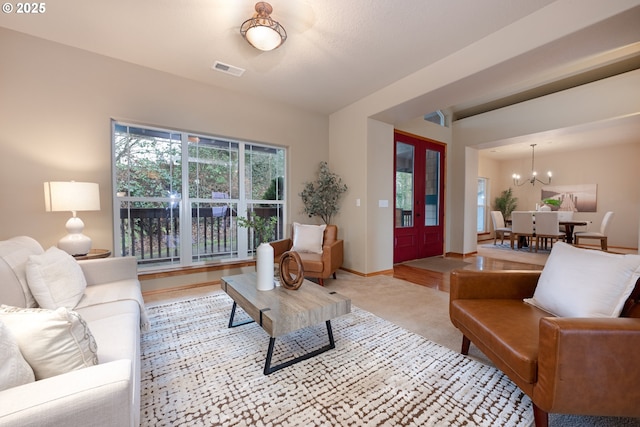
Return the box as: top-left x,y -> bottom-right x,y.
2,0 -> 639,158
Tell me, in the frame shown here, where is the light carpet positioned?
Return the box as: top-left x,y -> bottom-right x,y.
401,256 -> 473,273
140,292 -> 533,426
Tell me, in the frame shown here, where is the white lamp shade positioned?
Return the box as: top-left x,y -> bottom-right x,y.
44,181 -> 100,256
44,182 -> 100,212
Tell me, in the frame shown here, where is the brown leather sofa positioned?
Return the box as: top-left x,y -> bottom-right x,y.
270,224 -> 343,286
449,269 -> 640,427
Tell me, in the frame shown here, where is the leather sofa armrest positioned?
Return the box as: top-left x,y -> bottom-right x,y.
450,269 -> 541,301
535,317 -> 640,416
321,239 -> 344,275
270,238 -> 292,259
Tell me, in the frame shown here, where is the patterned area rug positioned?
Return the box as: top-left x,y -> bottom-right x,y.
140,292 -> 533,426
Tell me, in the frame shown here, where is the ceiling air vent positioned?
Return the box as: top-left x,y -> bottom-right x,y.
212,61 -> 245,77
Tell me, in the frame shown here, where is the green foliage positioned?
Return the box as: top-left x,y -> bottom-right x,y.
237,215 -> 277,245
542,198 -> 560,207
262,176 -> 284,201
494,188 -> 518,220
299,161 -> 348,224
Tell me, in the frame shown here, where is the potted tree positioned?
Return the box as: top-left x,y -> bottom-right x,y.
237,215 -> 278,246
238,214 -> 278,291
494,188 -> 518,221
299,161 -> 348,224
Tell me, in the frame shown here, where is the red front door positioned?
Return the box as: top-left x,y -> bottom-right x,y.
394,131 -> 445,264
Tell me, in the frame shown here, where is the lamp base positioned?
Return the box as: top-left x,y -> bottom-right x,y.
58,234 -> 92,256
58,216 -> 92,256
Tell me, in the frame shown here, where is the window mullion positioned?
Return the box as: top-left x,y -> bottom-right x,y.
180,133 -> 192,265
237,141 -> 248,258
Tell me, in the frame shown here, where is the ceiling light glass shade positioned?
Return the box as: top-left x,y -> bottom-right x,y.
240,2 -> 287,51
44,181 -> 100,256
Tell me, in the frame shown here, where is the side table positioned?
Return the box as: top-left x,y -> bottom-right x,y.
73,249 -> 111,260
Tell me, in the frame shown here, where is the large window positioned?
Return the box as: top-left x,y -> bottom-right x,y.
477,177 -> 488,233
112,121 -> 285,269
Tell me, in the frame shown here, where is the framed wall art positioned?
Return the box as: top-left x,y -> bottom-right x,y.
541,184 -> 597,212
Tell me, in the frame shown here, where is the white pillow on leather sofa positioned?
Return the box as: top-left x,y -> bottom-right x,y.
292,223 -> 326,254
525,242 -> 640,317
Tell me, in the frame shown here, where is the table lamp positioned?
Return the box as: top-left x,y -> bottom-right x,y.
44,181 -> 100,256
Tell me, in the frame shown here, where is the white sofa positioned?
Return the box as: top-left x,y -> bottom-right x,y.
0,236 -> 146,427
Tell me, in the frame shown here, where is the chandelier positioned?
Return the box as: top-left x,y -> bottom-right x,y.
512,144 -> 552,186
240,2 -> 287,51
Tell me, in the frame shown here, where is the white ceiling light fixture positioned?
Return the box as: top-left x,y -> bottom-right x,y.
512,144 -> 552,186
240,2 -> 287,52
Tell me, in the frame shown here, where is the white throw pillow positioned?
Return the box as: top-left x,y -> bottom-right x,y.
26,246 -> 87,309
0,305 -> 98,380
292,223 -> 327,254
0,320 -> 35,391
525,242 -> 640,317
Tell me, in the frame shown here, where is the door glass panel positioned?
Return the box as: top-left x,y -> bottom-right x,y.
395,142 -> 414,228
424,149 -> 440,226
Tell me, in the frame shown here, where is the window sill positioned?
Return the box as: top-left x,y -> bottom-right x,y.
138,259 -> 256,281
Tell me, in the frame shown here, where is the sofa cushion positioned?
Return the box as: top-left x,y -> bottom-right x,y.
292,223 -> 326,254
76,299 -> 140,363
525,243 -> 640,317
26,246 -> 87,309
0,305 -> 98,380
0,319 -> 35,391
297,252 -> 323,273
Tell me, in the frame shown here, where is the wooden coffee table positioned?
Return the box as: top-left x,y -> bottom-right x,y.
221,272 -> 351,375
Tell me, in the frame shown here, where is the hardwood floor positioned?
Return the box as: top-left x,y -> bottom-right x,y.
393,253 -> 544,292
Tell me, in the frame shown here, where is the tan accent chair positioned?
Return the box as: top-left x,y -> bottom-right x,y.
450,269 -> 640,427
574,211 -> 614,250
270,224 -> 343,286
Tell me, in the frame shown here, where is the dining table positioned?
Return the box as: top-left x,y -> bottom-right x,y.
559,220 -> 588,244
506,215 -> 588,246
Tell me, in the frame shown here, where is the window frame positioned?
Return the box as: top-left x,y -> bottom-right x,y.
111,120 -> 286,270
477,177 -> 489,233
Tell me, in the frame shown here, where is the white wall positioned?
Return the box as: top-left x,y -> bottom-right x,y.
0,28 -> 328,281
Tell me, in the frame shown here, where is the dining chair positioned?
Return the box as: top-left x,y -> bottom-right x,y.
490,211 -> 511,245
510,211 -> 535,251
534,211 -> 565,252
574,211 -> 614,250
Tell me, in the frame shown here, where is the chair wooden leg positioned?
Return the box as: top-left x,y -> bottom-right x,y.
332,272 -> 337,279
461,336 -> 471,355
318,278 -> 324,286
601,237 -> 607,251
532,404 -> 549,427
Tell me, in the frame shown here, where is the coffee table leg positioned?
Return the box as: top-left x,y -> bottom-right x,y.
263,320 -> 336,375
228,301 -> 255,328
